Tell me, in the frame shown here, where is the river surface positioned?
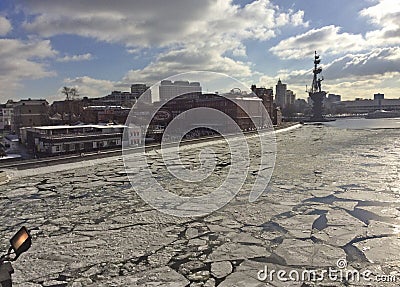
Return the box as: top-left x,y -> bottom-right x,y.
0,119 -> 399,286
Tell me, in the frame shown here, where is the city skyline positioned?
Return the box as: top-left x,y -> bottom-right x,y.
0,0 -> 399,103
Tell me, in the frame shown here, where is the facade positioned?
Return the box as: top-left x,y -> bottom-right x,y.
131,84 -> 151,103
21,124 -> 126,155
102,91 -> 137,107
147,93 -> 268,141
340,98 -> 400,113
97,106 -> 130,124
159,80 -> 202,102
13,99 -> 49,134
88,84 -> 151,107
131,84 -> 148,95
273,105 -> 282,125
275,79 -> 287,108
285,90 -> 296,106
293,99 -> 310,113
126,124 -> 143,146
0,104 -> 4,130
50,99 -> 84,124
81,106 -> 130,124
3,134 -> 19,152
327,94 -> 341,102
2,100 -> 15,132
251,85 -> 274,123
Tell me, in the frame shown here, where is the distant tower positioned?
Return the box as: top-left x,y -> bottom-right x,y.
275,79 -> 287,108
308,51 -> 326,121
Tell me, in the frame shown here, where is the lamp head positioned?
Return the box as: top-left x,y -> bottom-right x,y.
9,227 -> 31,260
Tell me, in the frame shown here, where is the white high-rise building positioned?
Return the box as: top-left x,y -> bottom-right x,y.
159,80 -> 202,102
275,79 -> 287,108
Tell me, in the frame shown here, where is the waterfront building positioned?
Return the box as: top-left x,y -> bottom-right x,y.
20,124 -> 126,155
145,93 -> 268,141
339,98 -> 400,114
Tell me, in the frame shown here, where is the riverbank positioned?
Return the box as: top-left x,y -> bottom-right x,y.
0,123 -> 301,179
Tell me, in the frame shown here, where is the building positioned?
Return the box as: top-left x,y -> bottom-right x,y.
273,105 -> 282,125
251,85 -> 274,123
374,93 -> 384,100
285,90 -> 296,106
13,99 -> 49,134
102,91 -> 137,107
2,100 -> 15,132
126,124 -> 143,146
3,134 -> 19,152
0,104 -> 5,131
146,93 -> 268,141
21,124 -> 126,156
97,106 -> 130,124
340,98 -> 400,114
293,99 -> 310,114
81,106 -> 130,124
131,84 -> 151,103
159,80 -> 202,102
275,79 -> 287,108
327,94 -> 341,102
50,99 -> 84,124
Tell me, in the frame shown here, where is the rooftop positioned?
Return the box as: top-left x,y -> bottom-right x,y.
25,124 -> 127,130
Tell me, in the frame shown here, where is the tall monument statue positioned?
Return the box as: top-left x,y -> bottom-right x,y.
308,51 -> 326,121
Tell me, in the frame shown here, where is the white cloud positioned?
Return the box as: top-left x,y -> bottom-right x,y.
271,0 -> 400,60
0,16 -> 12,36
361,0 -> 400,46
123,44 -> 253,84
20,0 -> 308,84
270,25 -> 366,59
0,39 -> 57,100
63,76 -> 117,98
324,47 -> 400,79
21,0 -> 308,47
56,53 -> 93,62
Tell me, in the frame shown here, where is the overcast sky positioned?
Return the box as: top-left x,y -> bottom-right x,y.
0,0 -> 399,102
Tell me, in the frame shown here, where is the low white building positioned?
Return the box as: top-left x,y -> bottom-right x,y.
21,124 -> 126,155
127,124 -> 143,146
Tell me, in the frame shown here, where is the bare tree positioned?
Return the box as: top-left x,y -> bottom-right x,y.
61,87 -> 80,101
70,88 -> 80,100
61,87 -> 80,124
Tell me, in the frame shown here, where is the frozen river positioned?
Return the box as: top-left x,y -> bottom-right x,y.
1,119 -> 400,286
